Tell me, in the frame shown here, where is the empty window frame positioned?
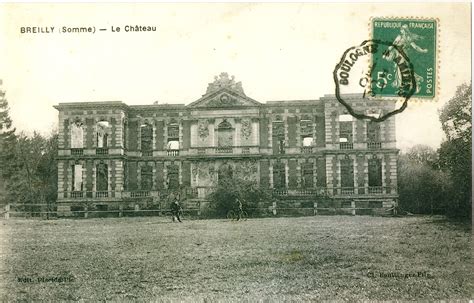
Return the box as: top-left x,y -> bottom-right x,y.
340,158 -> 354,188
96,121 -> 110,148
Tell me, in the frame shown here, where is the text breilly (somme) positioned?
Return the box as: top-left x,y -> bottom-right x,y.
337,44 -> 378,85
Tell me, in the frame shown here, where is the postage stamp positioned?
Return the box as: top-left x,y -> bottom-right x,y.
333,39 -> 416,121
370,18 -> 437,98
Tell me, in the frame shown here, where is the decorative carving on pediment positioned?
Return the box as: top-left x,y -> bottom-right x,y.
241,119 -> 252,140
206,93 -> 243,107
206,72 -> 245,96
198,119 -> 209,140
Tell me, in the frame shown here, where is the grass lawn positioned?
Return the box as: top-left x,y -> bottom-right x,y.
0,215 -> 472,301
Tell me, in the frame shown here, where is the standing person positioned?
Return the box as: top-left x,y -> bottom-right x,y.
171,193 -> 182,223
236,197 -> 243,221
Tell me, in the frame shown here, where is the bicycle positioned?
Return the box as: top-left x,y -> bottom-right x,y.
170,208 -> 186,222
226,209 -> 248,221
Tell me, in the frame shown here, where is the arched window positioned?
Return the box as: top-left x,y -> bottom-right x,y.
96,121 -> 110,148
217,120 -> 233,147
71,120 -> 84,148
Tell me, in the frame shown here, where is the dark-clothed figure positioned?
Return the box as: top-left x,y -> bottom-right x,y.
171,197 -> 182,223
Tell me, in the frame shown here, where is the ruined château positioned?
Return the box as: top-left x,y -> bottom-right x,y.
54,73 -> 398,216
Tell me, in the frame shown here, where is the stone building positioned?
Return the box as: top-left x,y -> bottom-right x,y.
54,73 -> 398,216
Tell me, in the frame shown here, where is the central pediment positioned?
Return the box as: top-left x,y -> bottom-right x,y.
187,73 -> 261,108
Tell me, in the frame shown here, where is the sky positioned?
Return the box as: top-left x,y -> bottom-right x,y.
0,3 -> 470,151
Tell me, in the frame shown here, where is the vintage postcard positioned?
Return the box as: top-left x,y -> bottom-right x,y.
0,2 -> 471,301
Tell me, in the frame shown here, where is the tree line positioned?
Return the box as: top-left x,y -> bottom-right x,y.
0,82 -> 58,215
398,83 -> 471,219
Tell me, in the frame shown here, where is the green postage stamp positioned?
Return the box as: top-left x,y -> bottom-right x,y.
371,18 -> 437,98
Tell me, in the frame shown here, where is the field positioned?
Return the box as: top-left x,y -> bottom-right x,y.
0,215 -> 472,301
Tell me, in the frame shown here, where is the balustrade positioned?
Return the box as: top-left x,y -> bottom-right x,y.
142,150 -> 153,157
339,142 -> 354,150
95,191 -> 109,198
96,148 -> 109,155
167,149 -> 179,156
71,148 -> 84,156
216,146 -> 233,154
367,142 -> 382,149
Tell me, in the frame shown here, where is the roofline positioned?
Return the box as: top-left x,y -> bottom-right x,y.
53,101 -> 128,111
53,94 -> 386,111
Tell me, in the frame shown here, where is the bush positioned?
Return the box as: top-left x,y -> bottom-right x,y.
208,178 -> 272,218
398,150 -> 452,214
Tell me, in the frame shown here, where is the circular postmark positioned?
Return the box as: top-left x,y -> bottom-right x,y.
333,39 -> 416,122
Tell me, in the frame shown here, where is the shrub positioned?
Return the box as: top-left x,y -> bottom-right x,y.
208,178 -> 272,218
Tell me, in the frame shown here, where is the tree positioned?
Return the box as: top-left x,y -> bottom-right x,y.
0,80 -> 16,205
36,132 -> 58,216
438,82 -> 472,218
0,81 -> 58,216
405,144 -> 439,167
3,131 -> 58,216
439,83 -> 471,143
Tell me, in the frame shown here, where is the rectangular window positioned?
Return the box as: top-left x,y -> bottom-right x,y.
141,166 -> 153,191
302,163 -> 314,188
167,164 -> 179,190
368,158 -> 382,187
339,121 -> 353,143
96,121 -> 110,148
272,121 -> 285,154
141,124 -> 153,152
168,120 -> 179,139
72,164 -> 83,191
273,162 -> 286,189
123,121 -> 128,149
96,163 -> 108,191
367,122 -> 380,142
300,116 -> 313,137
367,122 -> 381,149
339,115 -> 353,150
70,123 -> 84,148
340,158 -> 354,188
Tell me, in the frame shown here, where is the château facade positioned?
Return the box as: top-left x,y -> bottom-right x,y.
54,73 -> 398,216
